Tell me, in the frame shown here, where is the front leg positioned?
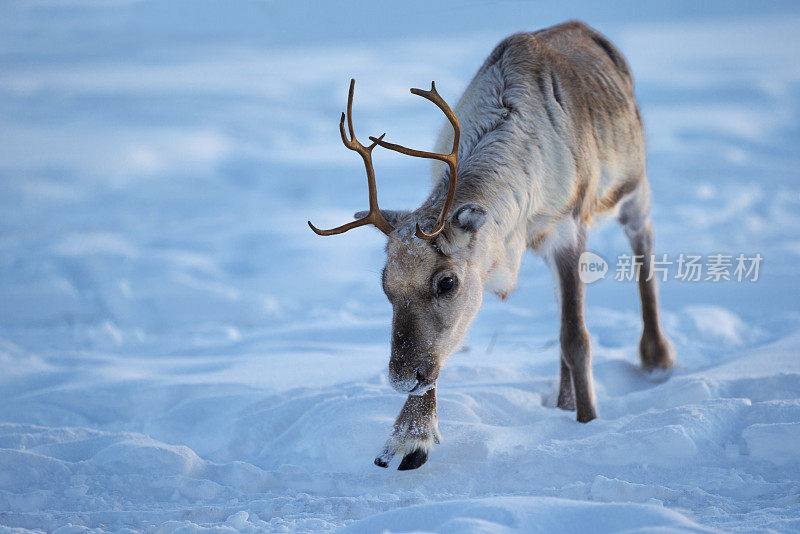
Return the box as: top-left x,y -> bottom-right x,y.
557,357 -> 576,410
550,222 -> 597,423
374,388 -> 441,470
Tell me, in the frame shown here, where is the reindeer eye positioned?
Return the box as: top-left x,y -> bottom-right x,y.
437,276 -> 457,295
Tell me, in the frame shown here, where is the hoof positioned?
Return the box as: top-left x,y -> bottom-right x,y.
557,390 -> 576,411
577,411 -> 597,423
640,334 -> 676,371
397,448 -> 428,470
577,404 -> 597,423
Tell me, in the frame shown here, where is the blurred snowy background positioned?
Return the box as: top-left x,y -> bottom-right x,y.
1,1 -> 799,532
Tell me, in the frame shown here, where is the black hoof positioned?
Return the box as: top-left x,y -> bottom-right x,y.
577,409 -> 597,423
374,457 -> 389,468
397,448 -> 428,471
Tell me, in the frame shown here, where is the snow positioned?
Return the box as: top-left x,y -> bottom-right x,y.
1,1 -> 800,532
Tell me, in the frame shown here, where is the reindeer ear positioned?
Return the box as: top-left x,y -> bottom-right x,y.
437,203 -> 487,254
353,209 -> 410,229
449,203 -> 487,233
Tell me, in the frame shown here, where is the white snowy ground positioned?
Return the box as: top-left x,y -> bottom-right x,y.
1,1 -> 800,532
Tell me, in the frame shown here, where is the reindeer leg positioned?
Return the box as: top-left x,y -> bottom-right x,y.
618,180 -> 675,371
550,221 -> 597,423
556,357 -> 576,410
374,388 -> 440,470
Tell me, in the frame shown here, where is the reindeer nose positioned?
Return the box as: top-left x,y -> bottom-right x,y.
415,367 -> 430,385
388,355 -> 438,394
408,362 -> 438,395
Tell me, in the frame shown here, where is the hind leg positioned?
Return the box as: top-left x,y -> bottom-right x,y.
618,179 -> 675,370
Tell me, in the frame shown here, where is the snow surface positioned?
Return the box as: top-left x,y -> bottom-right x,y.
1,1 -> 800,532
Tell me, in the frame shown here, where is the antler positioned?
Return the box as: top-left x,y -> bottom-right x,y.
308,79 -> 395,237
370,81 -> 459,240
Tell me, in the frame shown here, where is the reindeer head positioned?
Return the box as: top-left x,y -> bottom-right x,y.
378,203 -> 488,393
309,79 -> 486,395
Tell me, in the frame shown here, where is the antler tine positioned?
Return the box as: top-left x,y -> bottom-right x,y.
308,217 -> 372,236
308,79 -> 395,237
343,78 -> 357,144
369,81 -> 460,240
410,81 -> 460,153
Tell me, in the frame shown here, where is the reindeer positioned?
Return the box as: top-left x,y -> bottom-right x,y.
309,21 -> 675,470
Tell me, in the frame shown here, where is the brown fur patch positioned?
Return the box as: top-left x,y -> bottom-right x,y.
595,178 -> 640,213
530,231 -> 550,250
